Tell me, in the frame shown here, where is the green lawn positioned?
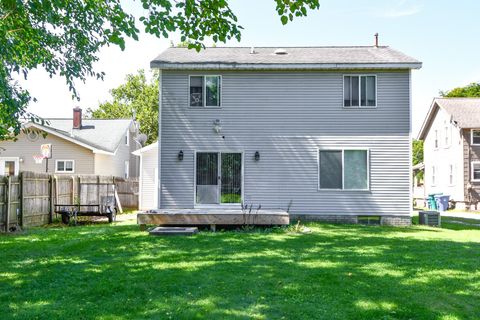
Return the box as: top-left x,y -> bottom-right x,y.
0,219 -> 479,320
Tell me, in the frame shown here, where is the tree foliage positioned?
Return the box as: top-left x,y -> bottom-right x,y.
87,70 -> 158,144
441,82 -> 480,97
412,139 -> 424,180
0,0 -> 320,140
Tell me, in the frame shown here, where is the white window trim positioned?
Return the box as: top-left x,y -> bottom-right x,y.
55,160 -> 75,173
124,160 -> 130,179
342,75 -> 377,109
471,161 -> 480,182
188,75 -> 222,108
431,165 -> 436,186
0,157 -> 20,176
434,129 -> 439,150
125,131 -> 130,146
317,148 -> 370,191
444,125 -> 451,148
471,129 -> 480,146
448,164 -> 455,186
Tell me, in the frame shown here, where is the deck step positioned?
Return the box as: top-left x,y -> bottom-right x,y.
149,226 -> 199,236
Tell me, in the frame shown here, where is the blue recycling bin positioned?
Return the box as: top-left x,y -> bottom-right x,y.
427,193 -> 442,210
435,195 -> 450,211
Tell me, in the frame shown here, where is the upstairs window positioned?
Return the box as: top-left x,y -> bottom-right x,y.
444,126 -> 450,147
434,130 -> 439,149
125,132 -> 129,146
344,75 -> 376,107
472,162 -> 480,182
189,76 -> 221,107
319,149 -> 369,190
471,130 -> 480,145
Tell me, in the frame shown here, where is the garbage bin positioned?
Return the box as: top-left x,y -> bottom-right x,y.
427,193 -> 442,210
435,195 -> 450,211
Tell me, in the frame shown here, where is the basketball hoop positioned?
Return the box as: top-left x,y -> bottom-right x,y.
33,155 -> 44,164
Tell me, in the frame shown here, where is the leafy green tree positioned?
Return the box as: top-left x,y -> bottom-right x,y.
0,0 -> 320,140
87,70 -> 158,144
413,139 -> 424,180
441,83 -> 480,97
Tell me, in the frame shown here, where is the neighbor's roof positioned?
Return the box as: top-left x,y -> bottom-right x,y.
25,119 -> 134,154
418,98 -> 480,140
151,46 -> 422,70
132,141 -> 157,156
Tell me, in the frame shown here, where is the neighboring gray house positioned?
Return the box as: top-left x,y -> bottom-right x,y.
0,108 -> 141,178
418,98 -> 480,209
150,46 -> 422,225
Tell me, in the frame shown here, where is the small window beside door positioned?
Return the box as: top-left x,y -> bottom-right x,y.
56,160 -> 74,173
189,76 -> 221,107
344,75 -> 376,108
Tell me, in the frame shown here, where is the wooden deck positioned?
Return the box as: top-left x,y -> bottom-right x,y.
137,208 -> 290,229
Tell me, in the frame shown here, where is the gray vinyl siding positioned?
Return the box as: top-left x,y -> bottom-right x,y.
0,132 -> 94,174
462,129 -> 480,202
160,70 -> 411,216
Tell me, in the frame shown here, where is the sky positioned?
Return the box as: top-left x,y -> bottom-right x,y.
22,0 -> 480,136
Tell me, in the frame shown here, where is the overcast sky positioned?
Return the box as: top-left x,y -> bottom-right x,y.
22,0 -> 480,136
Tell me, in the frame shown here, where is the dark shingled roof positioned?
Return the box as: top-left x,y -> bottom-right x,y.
151,46 -> 421,70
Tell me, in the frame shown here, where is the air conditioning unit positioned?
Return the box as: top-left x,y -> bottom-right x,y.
419,211 -> 441,227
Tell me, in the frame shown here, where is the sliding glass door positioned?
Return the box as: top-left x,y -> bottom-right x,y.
196,152 -> 242,205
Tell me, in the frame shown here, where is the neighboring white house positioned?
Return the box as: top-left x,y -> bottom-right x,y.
0,107 -> 142,178
133,142 -> 158,210
418,98 -> 480,209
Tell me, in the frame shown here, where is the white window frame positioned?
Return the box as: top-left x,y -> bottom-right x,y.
431,165 -> 436,186
471,161 -> 480,182
125,131 -> 130,146
188,75 -> 222,108
55,160 -> 75,173
0,157 -> 20,176
449,164 -> 455,186
317,148 -> 370,191
434,130 -> 439,149
444,125 -> 450,148
124,160 -> 130,179
342,75 -> 377,109
471,129 -> 480,146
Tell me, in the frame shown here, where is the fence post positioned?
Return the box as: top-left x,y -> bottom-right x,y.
20,172 -> 24,227
49,175 -> 54,223
5,176 -> 11,232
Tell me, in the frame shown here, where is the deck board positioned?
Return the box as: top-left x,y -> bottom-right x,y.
137,208 -> 289,226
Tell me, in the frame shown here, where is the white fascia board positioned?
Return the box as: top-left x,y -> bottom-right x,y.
150,62 -> 422,70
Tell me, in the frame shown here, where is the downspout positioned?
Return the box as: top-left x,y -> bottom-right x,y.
157,70 -> 162,210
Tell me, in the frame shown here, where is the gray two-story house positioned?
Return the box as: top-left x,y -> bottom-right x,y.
150,46 -> 421,226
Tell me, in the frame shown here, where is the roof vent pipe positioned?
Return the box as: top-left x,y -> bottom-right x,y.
250,46 -> 255,54
374,33 -> 379,47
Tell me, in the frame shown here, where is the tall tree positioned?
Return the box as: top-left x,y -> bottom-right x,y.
87,70 -> 158,144
441,83 -> 480,97
0,0 -> 321,140
412,139 -> 424,180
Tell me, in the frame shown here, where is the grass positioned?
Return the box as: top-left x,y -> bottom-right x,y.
1,219 -> 479,319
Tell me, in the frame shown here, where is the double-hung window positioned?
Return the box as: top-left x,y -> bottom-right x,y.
344,75 -> 376,107
189,76 -> 221,107
56,160 -> 74,173
471,130 -> 480,145
319,149 -> 369,190
472,162 -> 480,182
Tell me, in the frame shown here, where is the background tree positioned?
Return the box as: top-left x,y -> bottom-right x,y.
87,70 -> 158,144
412,139 -> 424,181
441,82 -> 480,97
0,0 -> 320,140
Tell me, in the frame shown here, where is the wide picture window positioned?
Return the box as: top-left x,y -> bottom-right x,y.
319,150 -> 369,190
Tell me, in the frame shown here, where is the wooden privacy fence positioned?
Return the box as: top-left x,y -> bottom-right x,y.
0,172 -> 139,231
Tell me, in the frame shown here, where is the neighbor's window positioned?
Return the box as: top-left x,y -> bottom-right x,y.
444,126 -> 449,147
434,130 -> 439,149
432,166 -> 436,185
472,162 -> 480,181
56,160 -> 74,173
344,75 -> 376,107
319,149 -> 369,190
472,130 -> 480,145
124,160 -> 130,179
190,76 -> 221,107
125,132 -> 129,146
449,164 -> 454,185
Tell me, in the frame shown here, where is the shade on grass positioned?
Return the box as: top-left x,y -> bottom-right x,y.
0,219 -> 479,319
